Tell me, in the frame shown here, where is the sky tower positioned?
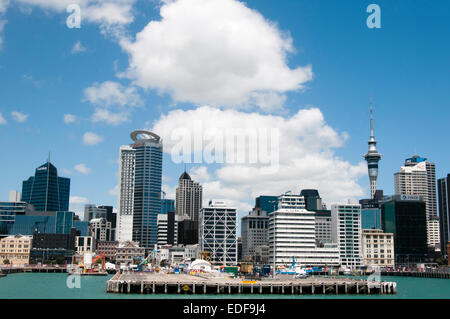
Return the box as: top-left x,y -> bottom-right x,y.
363,101 -> 382,199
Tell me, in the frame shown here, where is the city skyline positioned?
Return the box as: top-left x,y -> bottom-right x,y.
1,0 -> 450,225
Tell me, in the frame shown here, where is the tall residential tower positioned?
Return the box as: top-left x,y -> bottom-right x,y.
117,130 -> 163,249
363,102 -> 382,199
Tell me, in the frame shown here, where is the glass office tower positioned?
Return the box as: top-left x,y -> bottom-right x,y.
21,161 -> 70,212
130,130 -> 163,249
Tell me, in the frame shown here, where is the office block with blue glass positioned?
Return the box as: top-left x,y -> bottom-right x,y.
21,161 -> 70,212
361,207 -> 381,229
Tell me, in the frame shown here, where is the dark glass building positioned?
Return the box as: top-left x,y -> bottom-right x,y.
161,199 -> 175,215
178,219 -> 198,245
255,196 -> 278,214
381,195 -> 428,264
21,161 -> 70,212
438,174 -> 450,256
300,189 -> 323,211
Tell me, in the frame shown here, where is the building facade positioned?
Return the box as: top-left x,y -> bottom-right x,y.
199,201 -> 237,265
157,212 -> 179,245
115,241 -> 145,265
96,241 -> 119,261
269,194 -> 340,267
314,210 -> 332,246
361,229 -> 395,267
381,195 -> 428,264
438,175 -> 450,256
0,234 -> 32,266
241,207 -> 268,261
175,172 -> 202,222
331,204 -> 363,268
394,156 -> 440,250
117,130 -> 163,249
21,161 -> 70,212
89,218 -> 112,242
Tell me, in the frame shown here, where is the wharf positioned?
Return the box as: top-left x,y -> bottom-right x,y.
106,272 -> 397,295
381,271 -> 450,279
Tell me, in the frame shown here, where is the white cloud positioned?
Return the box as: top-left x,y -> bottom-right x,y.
14,0 -> 136,28
0,0 -> 8,14
152,106 -> 367,211
189,166 -> 211,183
70,196 -> 89,204
83,131 -> 103,145
70,40 -> 86,54
63,113 -> 77,124
91,108 -> 130,125
83,81 -> 142,107
0,112 -> 6,124
74,163 -> 91,175
122,0 -> 312,110
11,111 -> 28,122
0,19 -> 6,49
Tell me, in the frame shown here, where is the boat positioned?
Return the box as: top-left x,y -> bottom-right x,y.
277,257 -> 309,278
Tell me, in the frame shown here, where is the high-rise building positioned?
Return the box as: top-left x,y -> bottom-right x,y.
381,195 -> 428,264
241,207 -> 269,261
269,194 -> 340,267
157,211 -> 179,245
175,171 -> 202,222
438,175 -> 450,256
199,201 -> 237,265
255,196 -> 278,214
314,210 -> 332,246
21,160 -> 70,212
300,189 -> 325,211
161,199 -> 175,215
331,204 -> 363,268
394,155 -> 440,249
363,102 -> 382,199
117,130 -> 163,249
89,218 -> 112,242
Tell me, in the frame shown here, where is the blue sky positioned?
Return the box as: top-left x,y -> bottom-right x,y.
0,0 -> 449,221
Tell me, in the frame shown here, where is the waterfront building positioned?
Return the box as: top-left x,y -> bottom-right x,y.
361,229 -> 395,267
241,207 -> 268,261
89,218 -> 112,242
117,145 -> 136,242
75,236 -> 95,254
31,229 -> 77,263
177,217 -> 198,245
331,204 -> 363,268
314,210 -> 332,246
381,195 -> 428,264
21,160 -> 70,212
199,201 -> 237,265
438,175 -> 450,256
156,244 -> 201,266
363,102 -> 382,199
157,212 -> 179,245
269,194 -> 340,267
394,155 -> 440,250
117,131 -> 163,249
254,245 -> 269,264
4,211 -> 75,236
0,234 -> 32,266
300,189 -> 325,211
96,241 -> 119,261
115,241 -> 145,265
175,171 -> 202,222
0,201 -> 31,237
255,196 -> 279,214
359,190 -> 384,230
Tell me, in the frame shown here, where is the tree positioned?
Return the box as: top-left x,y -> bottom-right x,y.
3,259 -> 10,265
55,257 -> 65,265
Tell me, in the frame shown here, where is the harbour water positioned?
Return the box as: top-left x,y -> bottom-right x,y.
0,273 -> 449,299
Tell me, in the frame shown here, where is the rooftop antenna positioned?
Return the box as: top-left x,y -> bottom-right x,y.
47,151 -> 51,163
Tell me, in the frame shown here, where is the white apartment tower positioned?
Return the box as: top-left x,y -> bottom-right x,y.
331,204 -> 363,268
268,194 -> 340,267
117,145 -> 136,242
176,171 -> 202,222
394,155 -> 440,249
